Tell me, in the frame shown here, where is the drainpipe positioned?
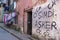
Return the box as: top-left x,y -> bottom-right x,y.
23,9 -> 25,33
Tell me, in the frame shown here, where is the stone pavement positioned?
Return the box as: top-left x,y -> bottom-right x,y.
0,23 -> 36,40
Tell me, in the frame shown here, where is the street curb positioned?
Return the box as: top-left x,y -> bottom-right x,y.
0,26 -> 22,40
0,23 -> 37,40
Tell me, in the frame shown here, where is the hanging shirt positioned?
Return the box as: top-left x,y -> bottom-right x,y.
1,0 -> 7,4
11,12 -> 16,18
7,12 -> 16,23
4,6 -> 9,11
3,13 -> 8,24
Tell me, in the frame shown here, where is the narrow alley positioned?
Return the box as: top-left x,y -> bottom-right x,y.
0,0 -> 60,40
0,26 -> 19,40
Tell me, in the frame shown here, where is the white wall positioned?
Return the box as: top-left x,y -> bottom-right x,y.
32,0 -> 60,39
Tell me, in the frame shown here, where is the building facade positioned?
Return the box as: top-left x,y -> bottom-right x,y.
16,0 -> 33,34
15,0 -> 60,39
32,0 -> 60,40
16,0 -> 47,34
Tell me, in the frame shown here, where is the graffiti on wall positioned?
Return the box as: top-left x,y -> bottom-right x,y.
33,0 -> 57,37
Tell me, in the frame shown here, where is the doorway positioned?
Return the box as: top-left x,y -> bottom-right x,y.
27,11 -> 32,35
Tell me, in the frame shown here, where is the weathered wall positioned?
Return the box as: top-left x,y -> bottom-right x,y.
32,0 -> 60,40
16,0 -> 32,33
32,0 -> 47,6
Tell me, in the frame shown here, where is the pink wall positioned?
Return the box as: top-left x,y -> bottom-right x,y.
16,0 -> 32,33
